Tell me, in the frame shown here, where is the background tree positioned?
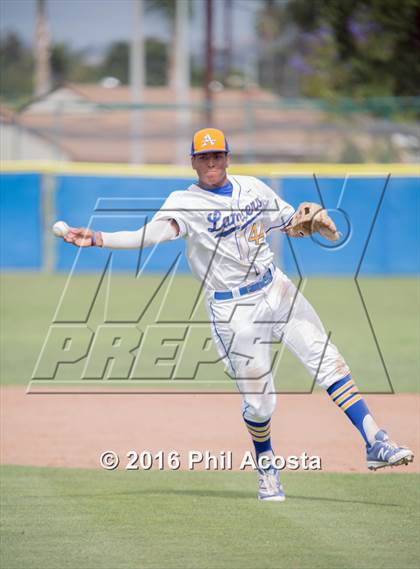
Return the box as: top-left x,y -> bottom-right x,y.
50,43 -> 73,83
0,33 -> 33,102
101,41 -> 130,83
146,0 -> 176,86
285,0 -> 420,98
146,0 -> 196,88
146,39 -> 168,86
100,39 -> 167,85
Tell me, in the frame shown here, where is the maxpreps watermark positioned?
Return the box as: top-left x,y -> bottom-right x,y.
100,450 -> 322,471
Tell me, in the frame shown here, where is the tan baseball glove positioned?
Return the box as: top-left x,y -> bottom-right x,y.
284,202 -> 340,241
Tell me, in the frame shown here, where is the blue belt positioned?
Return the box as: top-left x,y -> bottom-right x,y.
213,267 -> 274,301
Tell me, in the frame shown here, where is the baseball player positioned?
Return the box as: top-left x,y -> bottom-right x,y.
64,128 -> 414,501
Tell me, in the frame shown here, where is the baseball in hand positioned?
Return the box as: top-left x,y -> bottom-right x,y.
52,220 -> 70,238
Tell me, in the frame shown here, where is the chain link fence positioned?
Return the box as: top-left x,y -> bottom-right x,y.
2,90 -> 419,164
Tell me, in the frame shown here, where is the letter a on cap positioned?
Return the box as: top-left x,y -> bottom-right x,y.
191,128 -> 230,155
202,134 -> 216,147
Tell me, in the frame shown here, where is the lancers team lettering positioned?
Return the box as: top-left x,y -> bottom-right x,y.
207,197 -> 263,238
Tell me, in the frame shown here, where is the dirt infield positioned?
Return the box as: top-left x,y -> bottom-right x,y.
1,386 -> 418,472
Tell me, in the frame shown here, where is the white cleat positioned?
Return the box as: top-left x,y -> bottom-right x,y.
257,465 -> 286,501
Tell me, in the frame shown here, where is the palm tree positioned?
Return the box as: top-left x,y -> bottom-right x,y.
34,0 -> 52,96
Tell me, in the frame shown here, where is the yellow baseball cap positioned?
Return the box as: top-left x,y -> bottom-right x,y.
191,127 -> 230,156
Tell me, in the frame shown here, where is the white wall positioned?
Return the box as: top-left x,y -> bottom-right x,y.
0,123 -> 69,161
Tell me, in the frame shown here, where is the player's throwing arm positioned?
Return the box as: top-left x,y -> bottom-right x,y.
52,219 -> 180,249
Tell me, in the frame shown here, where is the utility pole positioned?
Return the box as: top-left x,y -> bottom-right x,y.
34,0 -> 51,97
174,0 -> 191,164
205,0 -> 214,125
130,0 -> 145,164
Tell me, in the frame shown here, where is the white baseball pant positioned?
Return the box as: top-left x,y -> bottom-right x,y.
207,268 -> 350,422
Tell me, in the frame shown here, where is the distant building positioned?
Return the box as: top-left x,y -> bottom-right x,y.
0,105 -> 69,162
17,83 -> 325,163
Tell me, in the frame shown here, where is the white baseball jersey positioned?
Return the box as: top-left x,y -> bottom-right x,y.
153,175 -> 294,291
152,174 -> 349,422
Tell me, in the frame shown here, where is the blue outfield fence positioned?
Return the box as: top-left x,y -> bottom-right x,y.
0,168 -> 419,275
0,173 -> 43,269
55,175 -> 193,273
281,175 -> 419,275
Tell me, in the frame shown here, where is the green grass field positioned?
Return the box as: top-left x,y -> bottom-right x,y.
1,274 -> 419,568
1,466 -> 419,569
1,274 -> 418,391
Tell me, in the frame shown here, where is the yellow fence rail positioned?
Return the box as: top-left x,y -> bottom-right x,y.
1,160 -> 418,177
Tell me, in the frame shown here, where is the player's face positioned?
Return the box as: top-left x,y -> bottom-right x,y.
191,152 -> 230,188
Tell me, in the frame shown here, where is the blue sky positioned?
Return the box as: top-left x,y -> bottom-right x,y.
0,0 -> 260,58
